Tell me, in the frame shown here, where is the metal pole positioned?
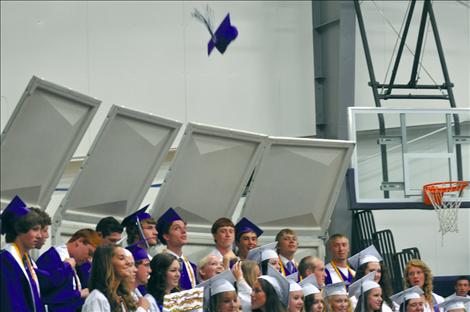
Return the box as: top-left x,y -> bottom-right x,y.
408,0 -> 429,86
354,0 -> 389,198
385,0 -> 417,95
427,0 -> 462,180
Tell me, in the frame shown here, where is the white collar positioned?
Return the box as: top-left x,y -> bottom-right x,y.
54,244 -> 70,262
165,249 -> 184,259
279,254 -> 295,265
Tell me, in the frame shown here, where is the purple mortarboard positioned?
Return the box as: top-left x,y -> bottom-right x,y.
157,207 -> 184,243
235,217 -> 263,241
207,14 -> 238,55
1,195 -> 30,234
126,244 -> 149,262
192,7 -> 238,56
121,205 -> 151,228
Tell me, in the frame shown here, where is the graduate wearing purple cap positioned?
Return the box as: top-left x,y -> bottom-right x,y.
234,217 -> 263,260
1,195 -> 46,312
157,207 -> 198,290
122,205 -> 158,255
126,244 -> 151,297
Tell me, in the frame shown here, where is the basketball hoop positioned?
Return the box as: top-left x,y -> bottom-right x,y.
423,181 -> 468,238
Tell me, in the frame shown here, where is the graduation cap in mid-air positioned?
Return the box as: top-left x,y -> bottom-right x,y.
192,6 -> 238,56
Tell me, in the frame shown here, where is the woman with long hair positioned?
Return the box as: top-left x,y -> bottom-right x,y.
349,272 -> 383,312
202,270 -> 239,312
145,253 -> 181,312
82,245 -> 142,312
241,260 -> 260,288
251,277 -> 287,312
300,274 -> 323,312
288,281 -> 305,312
404,259 -> 444,312
349,246 -> 393,312
323,282 -> 353,312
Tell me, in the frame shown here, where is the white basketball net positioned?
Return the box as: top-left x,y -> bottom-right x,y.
424,182 -> 467,239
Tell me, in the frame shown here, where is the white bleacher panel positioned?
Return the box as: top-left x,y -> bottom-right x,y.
52,105 -> 181,244
241,137 -> 355,256
0,76 -> 100,210
150,122 -> 267,244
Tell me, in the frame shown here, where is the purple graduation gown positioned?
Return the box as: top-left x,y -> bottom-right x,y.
76,261 -> 91,289
0,249 -> 45,312
36,247 -> 84,312
179,257 -> 198,291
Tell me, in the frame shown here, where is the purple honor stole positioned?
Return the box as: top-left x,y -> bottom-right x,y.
178,257 -> 198,290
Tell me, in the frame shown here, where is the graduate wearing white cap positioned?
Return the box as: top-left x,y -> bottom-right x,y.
287,272 -> 304,312
253,265 -> 290,312
438,297 -> 470,312
300,274 -> 323,312
198,269 -> 238,312
349,246 -> 394,312
247,242 -> 281,275
446,277 -> 470,312
390,286 -> 425,312
323,282 -> 351,312
348,272 -> 382,312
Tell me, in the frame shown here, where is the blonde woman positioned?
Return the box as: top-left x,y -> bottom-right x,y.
404,259 -> 444,312
323,282 -> 353,312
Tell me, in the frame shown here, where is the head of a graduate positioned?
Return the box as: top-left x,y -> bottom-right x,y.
298,255 -> 326,286
198,253 -> 224,281
247,242 -> 280,275
122,205 -> 158,247
300,273 -> 323,312
1,195 -> 43,251
454,275 -> 470,297
275,228 -> 298,259
404,259 -> 433,297
234,217 -> 263,259
390,286 -> 425,312
439,296 -> 470,312
349,245 -> 384,284
288,278 -> 304,312
67,228 -> 102,265
96,216 -> 123,245
349,272 -> 382,312
29,207 -> 51,249
254,265 -> 290,311
327,233 -> 351,263
323,282 -> 351,312
211,217 -> 235,251
127,245 -> 151,286
156,207 -> 187,249
199,270 -> 238,312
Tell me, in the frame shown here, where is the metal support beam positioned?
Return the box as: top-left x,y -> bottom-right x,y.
408,0 -> 430,86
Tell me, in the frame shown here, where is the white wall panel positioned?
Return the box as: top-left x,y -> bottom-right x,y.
1,1 -> 315,156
